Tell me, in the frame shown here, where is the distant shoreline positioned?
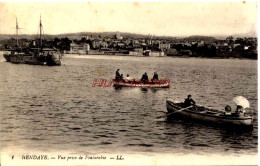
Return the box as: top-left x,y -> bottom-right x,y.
0,51 -> 255,60
63,53 -> 257,60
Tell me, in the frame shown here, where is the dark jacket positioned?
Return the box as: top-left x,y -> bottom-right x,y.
153,73 -> 158,80
141,74 -> 148,82
184,98 -> 196,107
115,70 -> 120,79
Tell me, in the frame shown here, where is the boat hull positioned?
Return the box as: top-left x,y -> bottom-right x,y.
3,54 -> 11,62
3,52 -> 61,66
166,99 -> 253,126
114,79 -> 170,88
46,53 -> 61,66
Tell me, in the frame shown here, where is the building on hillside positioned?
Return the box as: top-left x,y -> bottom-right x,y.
116,32 -> 123,40
129,51 -> 143,56
144,50 -> 165,57
70,43 -> 90,55
91,39 -> 102,49
134,47 -> 143,53
166,49 -> 178,56
100,41 -> 108,48
117,42 -> 126,48
179,50 -> 192,56
232,43 -> 240,49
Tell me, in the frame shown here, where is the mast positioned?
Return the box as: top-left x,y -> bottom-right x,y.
40,15 -> 42,47
16,17 -> 19,46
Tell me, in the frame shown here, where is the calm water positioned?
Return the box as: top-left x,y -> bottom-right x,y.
0,54 -> 257,156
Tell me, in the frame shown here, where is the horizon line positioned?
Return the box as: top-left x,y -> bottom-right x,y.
0,31 -> 257,39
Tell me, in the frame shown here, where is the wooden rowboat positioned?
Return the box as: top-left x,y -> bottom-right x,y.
166,98 -> 253,126
114,79 -> 170,88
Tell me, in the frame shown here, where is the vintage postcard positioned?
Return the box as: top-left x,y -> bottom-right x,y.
0,1 -> 258,166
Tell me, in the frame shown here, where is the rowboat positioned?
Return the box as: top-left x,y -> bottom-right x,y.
166,98 -> 253,126
113,79 -> 170,88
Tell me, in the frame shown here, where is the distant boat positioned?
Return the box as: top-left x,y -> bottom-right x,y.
166,98 -> 253,126
3,16 -> 62,66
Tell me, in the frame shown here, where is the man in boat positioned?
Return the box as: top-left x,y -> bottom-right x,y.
141,72 -> 149,84
153,72 -> 159,80
115,69 -> 121,80
152,72 -> 159,84
184,95 -> 196,107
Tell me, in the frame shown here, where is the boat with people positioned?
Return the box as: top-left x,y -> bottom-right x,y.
114,79 -> 170,88
3,17 -> 62,66
166,96 -> 253,126
113,69 -> 170,88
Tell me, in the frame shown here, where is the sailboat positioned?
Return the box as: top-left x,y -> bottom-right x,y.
3,16 -> 62,66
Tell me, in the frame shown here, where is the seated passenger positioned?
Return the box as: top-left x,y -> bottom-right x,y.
152,72 -> 159,84
235,105 -> 244,116
153,72 -> 159,80
224,105 -> 232,115
184,95 -> 196,107
141,72 -> 149,84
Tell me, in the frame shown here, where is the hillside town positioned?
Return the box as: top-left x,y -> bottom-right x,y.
0,32 -> 257,59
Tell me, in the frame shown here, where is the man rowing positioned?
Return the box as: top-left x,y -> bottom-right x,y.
184,95 -> 196,107
153,72 -> 159,80
141,72 -> 149,84
152,72 -> 159,84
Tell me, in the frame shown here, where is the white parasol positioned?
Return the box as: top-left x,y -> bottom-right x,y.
233,96 -> 250,108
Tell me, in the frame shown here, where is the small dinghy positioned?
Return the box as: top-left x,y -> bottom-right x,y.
166,98 -> 253,126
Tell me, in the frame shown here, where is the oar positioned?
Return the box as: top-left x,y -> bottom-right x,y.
157,105 -> 194,119
166,105 -> 194,116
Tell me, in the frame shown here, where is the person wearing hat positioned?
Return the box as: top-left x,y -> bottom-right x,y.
153,72 -> 159,80
184,95 -> 196,107
234,105 -> 245,116
141,72 -> 149,84
115,69 -> 120,80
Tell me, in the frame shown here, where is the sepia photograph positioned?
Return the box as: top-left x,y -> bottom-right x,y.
0,1 -> 258,165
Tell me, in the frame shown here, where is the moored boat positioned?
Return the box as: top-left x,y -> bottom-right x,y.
3,17 -> 62,66
166,98 -> 253,126
4,48 -> 61,66
113,79 -> 170,88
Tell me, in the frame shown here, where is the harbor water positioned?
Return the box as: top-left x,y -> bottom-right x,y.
0,54 -> 257,156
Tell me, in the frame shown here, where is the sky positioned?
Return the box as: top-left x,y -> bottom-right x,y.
0,2 -> 257,37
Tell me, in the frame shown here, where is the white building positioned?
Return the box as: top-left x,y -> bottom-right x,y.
158,43 -> 170,50
144,50 -> 165,57
129,51 -> 143,56
70,43 -> 90,55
